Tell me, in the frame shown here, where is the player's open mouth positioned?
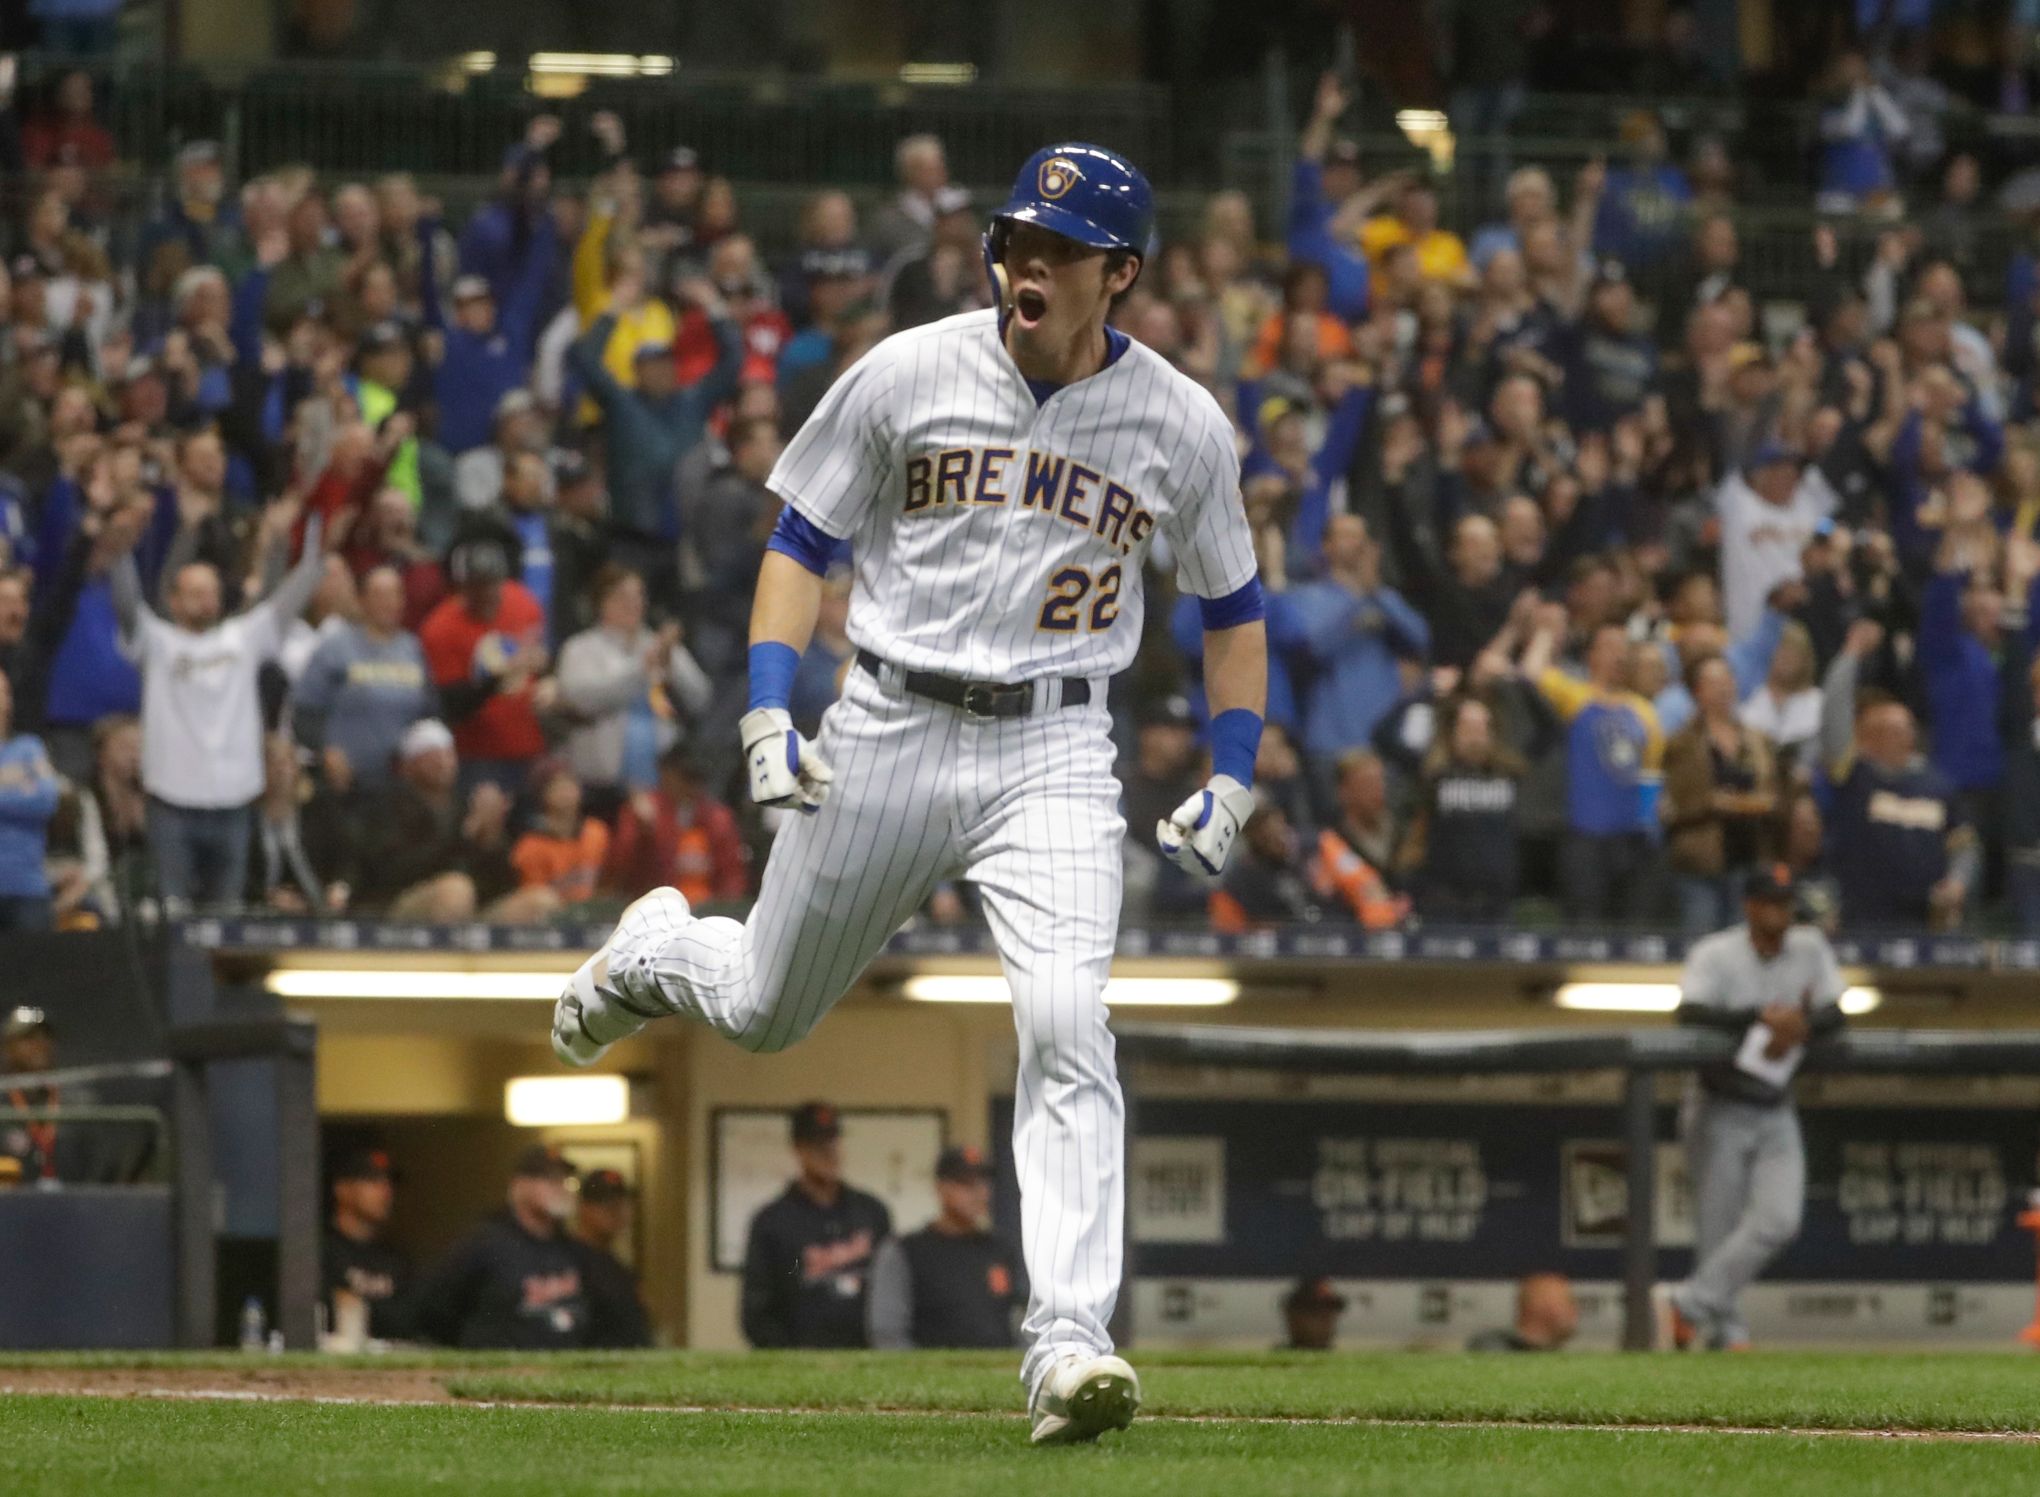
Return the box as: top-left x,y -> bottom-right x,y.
1013,286 -> 1048,329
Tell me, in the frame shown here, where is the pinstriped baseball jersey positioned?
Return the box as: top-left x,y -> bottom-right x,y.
768,308 -> 1257,681
579,305 -> 1256,1402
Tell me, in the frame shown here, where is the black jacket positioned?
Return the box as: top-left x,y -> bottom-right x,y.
576,1240 -> 652,1349
409,1209 -> 590,1350
740,1181 -> 892,1349
322,1226 -> 414,1341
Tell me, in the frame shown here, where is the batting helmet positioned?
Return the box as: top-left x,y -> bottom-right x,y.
984,143 -> 1155,309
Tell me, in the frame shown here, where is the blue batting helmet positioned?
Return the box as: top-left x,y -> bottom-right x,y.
989,142 -> 1155,261
984,143 -> 1154,316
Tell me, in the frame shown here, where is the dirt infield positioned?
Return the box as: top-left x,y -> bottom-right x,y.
3,1362 -> 2038,1444
0,1363 -> 463,1404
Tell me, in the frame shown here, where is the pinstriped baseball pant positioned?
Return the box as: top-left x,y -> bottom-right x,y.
639,662 -> 1126,1391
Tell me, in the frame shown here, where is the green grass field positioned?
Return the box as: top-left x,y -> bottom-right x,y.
4,1351 -> 2038,1495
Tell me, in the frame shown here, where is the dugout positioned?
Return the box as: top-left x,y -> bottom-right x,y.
13,918 -> 2040,1350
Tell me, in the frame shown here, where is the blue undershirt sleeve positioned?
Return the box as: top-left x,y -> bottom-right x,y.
1198,577 -> 1266,631
765,507 -> 837,577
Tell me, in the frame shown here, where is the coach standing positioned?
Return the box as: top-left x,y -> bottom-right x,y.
1662,866 -> 1845,1351
867,1145 -> 1024,1350
410,1145 -> 590,1350
740,1102 -> 891,1348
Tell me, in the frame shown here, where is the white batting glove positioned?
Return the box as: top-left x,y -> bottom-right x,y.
740,708 -> 834,813
1155,774 -> 1254,882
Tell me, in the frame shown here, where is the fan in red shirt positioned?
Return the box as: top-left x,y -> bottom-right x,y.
22,72 -> 117,173
673,239 -> 789,389
604,750 -> 750,905
344,488 -> 447,630
419,538 -> 551,789
297,416 -> 404,553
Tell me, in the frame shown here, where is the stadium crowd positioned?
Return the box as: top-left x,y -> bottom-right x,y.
0,40 -> 2036,941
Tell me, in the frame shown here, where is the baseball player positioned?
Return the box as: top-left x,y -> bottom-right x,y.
553,141 -> 1267,1443
1661,865 -> 1846,1350
867,1144 -> 1025,1351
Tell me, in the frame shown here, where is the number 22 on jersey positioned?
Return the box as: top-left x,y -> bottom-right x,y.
1038,565 -> 1123,633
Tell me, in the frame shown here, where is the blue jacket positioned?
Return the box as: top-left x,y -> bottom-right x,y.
0,734 -> 59,898
457,202 -> 561,358
1280,387 -> 1373,570
1168,590 -> 1308,734
1919,571 -> 2008,793
569,312 -> 743,542
1889,404 -> 2004,569
34,475 -> 175,730
1285,161 -> 1370,321
422,216 -> 548,454
1287,580 -> 1430,758
1591,165 -> 1692,266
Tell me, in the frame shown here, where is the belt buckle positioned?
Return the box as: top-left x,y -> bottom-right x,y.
962,683 -> 1000,719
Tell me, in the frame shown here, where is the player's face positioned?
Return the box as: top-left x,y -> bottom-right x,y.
514,1173 -> 573,1223
578,1198 -> 630,1244
337,1176 -> 393,1227
1001,222 -> 1132,347
1745,895 -> 1793,944
938,1176 -> 990,1224
794,1138 -> 842,1187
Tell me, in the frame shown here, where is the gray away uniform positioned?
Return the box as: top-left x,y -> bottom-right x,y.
1671,924 -> 1846,1345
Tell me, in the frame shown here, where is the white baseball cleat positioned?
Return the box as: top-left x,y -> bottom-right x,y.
1028,1353 -> 1141,1445
552,887 -> 691,1067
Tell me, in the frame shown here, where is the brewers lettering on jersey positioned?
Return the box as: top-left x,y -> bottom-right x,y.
553,142 -> 1270,1445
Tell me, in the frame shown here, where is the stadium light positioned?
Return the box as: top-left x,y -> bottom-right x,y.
899,62 -> 977,85
901,976 -> 1238,1007
528,52 -> 674,77
1555,982 -> 1883,1015
1395,109 -> 1449,134
1553,982 -> 1681,1013
1395,109 -> 1456,172
505,1075 -> 628,1127
265,969 -> 570,1001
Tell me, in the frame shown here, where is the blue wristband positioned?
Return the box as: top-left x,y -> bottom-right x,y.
747,641 -> 800,713
1208,708 -> 1263,788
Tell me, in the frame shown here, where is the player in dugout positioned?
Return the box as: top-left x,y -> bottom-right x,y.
571,1167 -> 652,1348
410,1144 -> 592,1350
321,1145 -> 413,1342
740,1102 -> 892,1349
868,1145 -> 1026,1350
1278,1275 -> 1348,1351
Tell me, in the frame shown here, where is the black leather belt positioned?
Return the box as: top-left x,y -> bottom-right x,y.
855,650 -> 1091,719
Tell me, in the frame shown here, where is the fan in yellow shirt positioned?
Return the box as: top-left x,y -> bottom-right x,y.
1356,181 -> 1472,287
572,190 -> 675,423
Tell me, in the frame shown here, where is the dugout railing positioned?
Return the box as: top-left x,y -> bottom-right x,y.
1112,1023 -> 2040,1351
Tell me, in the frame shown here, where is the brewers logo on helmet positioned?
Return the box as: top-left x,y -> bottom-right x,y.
984,141 -> 1157,313
1037,155 -> 1082,200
